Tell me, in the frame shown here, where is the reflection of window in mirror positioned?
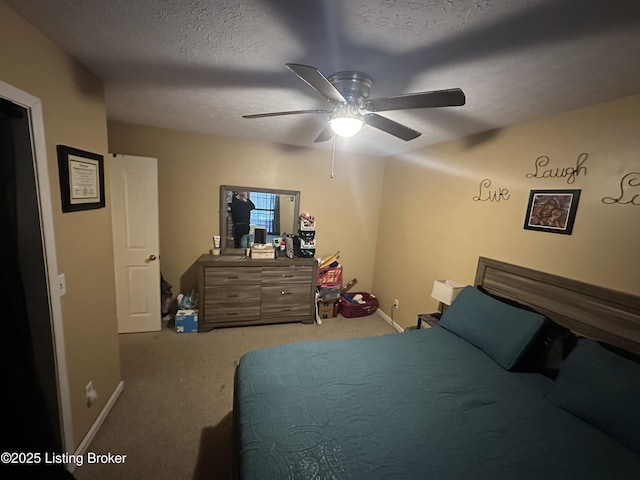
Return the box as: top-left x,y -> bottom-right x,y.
250,191 -> 280,234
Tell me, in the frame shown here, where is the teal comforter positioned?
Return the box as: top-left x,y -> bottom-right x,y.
235,326 -> 640,479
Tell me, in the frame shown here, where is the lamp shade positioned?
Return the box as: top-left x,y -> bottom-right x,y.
431,279 -> 466,305
330,116 -> 363,137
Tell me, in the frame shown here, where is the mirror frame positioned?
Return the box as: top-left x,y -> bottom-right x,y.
219,185 -> 300,256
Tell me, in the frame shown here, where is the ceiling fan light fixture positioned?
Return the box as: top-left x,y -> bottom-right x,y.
329,103 -> 363,137
330,116 -> 363,137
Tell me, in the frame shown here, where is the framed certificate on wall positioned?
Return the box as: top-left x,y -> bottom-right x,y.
57,145 -> 105,212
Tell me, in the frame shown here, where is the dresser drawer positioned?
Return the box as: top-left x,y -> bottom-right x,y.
204,285 -> 260,303
202,303 -> 261,323
204,267 -> 261,286
262,266 -> 313,285
261,284 -> 312,318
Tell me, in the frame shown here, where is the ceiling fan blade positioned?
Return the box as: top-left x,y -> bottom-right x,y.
242,109 -> 329,119
314,125 -> 334,143
364,114 -> 421,141
365,88 -> 466,112
285,64 -> 346,103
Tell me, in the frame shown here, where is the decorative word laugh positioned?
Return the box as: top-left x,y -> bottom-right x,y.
526,153 -> 588,185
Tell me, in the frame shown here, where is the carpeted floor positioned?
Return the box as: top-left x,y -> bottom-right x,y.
72,314 -> 398,480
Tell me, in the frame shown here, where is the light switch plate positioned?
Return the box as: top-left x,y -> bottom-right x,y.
57,273 -> 66,296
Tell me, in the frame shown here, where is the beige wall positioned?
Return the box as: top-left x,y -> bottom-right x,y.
107,122 -> 385,296
374,94 -> 640,328
1,2 -> 119,449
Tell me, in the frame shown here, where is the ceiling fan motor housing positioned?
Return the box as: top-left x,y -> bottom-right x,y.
327,71 -> 373,106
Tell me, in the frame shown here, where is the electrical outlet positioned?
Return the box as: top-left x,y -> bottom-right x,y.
85,381 -> 97,407
393,299 -> 399,309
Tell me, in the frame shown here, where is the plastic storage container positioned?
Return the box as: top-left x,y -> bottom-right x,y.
339,292 -> 378,318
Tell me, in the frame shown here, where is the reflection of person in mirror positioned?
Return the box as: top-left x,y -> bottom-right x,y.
230,191 -> 255,248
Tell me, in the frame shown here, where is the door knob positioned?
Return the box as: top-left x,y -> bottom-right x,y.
148,254 -> 157,261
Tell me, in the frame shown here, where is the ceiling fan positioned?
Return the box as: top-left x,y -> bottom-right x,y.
242,63 -> 466,142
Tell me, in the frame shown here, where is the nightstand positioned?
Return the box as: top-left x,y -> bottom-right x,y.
417,312 -> 441,329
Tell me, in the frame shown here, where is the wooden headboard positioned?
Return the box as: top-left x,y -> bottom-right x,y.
474,257 -> 640,355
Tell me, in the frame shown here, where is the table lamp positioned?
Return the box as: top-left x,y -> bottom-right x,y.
431,279 -> 466,313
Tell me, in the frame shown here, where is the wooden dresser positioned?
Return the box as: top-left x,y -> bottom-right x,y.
197,254 -> 318,331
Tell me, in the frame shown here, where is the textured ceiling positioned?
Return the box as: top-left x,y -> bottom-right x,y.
7,0 -> 640,157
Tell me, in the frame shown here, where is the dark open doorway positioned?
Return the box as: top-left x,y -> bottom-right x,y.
0,96 -> 71,477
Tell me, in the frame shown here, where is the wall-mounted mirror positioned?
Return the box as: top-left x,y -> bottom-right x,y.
220,185 -> 300,255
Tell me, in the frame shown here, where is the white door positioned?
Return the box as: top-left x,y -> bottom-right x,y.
110,154 -> 161,333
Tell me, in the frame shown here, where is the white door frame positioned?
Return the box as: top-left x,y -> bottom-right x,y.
0,80 -> 73,452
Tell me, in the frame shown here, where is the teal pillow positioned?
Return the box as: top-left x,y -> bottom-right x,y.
548,339 -> 640,454
439,286 -> 545,370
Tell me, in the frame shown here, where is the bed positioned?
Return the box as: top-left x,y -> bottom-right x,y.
233,257 -> 640,479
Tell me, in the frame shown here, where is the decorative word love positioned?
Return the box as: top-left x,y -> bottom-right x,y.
602,172 -> 640,205
473,178 -> 511,202
525,153 -> 588,184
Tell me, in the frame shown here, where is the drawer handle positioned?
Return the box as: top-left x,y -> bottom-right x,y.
227,276 -> 240,280
281,274 -> 294,278
227,294 -> 239,298
228,312 -> 238,316
280,290 -> 292,295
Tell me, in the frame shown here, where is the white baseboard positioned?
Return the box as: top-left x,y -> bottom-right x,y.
69,380 -> 124,472
376,310 -> 405,333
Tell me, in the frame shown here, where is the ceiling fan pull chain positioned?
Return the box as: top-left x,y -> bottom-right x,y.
331,136 -> 336,178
